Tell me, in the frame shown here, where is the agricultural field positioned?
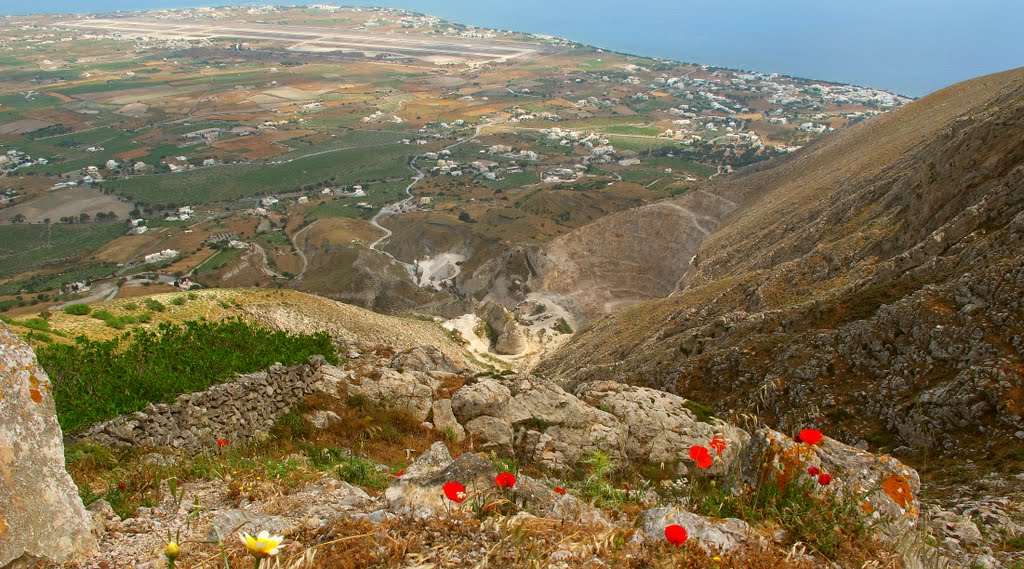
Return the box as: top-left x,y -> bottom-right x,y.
0,4 -> 907,312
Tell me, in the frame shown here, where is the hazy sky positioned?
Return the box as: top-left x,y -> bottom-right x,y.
5,0 -> 1022,96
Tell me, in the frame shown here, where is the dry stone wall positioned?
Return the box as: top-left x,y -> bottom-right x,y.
74,356 -> 326,453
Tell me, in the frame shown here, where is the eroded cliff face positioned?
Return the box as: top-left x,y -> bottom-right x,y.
538,68 -> 1024,463
0,323 -> 96,566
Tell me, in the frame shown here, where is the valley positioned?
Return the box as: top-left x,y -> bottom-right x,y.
1,5 -> 1022,569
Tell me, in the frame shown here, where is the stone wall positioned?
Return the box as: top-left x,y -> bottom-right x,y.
73,356 -> 326,453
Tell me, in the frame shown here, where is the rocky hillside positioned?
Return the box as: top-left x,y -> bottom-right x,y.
10,323 -> 1016,568
538,68 -> 1024,469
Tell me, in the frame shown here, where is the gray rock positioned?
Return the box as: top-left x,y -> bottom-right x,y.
431,399 -> 466,442
576,380 -> 748,472
476,300 -> 527,355
207,509 -> 297,542
451,378 -> 511,423
0,323 -> 97,566
385,443 -> 496,513
743,428 -> 921,535
641,506 -> 759,553
390,346 -> 460,374
465,416 -> 514,453
347,368 -> 434,422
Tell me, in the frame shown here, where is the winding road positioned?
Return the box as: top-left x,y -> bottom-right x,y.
368,121 -> 493,282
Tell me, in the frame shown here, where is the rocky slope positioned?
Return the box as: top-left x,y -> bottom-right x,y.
538,68 -> 1024,468
57,341 -> 1021,568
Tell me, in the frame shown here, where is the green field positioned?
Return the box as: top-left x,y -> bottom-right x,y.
0,263 -> 117,295
0,224 -> 125,279
304,180 -> 409,221
104,142 -> 417,207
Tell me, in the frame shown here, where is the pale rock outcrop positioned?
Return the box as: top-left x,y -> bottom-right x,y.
451,378 -> 511,423
385,442 -> 496,515
641,507 -> 760,553
347,368 -> 434,422
476,300 -> 527,355
576,380 -> 749,473
390,346 -> 460,374
0,323 -> 97,566
464,416 -> 513,452
743,428 -> 921,533
431,399 -> 466,442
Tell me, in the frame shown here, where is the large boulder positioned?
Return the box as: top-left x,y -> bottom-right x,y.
640,506 -> 760,553
576,381 -> 749,474
0,323 -> 97,566
346,368 -> 434,422
449,375 -> 629,472
476,301 -> 527,355
451,377 -> 511,423
390,346 -> 460,374
431,399 -> 466,442
385,442 -> 496,515
743,428 -> 921,533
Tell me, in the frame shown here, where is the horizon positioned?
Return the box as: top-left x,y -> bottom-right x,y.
3,1 -> 1023,97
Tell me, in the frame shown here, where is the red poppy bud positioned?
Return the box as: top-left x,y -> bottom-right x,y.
665,524 -> 688,545
798,429 -> 823,445
395,469 -> 405,477
117,482 -> 126,491
495,472 -> 517,489
442,481 -> 467,503
807,466 -> 820,476
554,487 -> 566,495
817,473 -> 832,486
217,438 -> 229,447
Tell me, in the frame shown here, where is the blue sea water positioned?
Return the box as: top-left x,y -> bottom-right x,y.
3,0 -> 1021,97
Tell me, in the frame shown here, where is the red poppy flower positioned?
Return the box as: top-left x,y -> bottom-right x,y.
554,487 -> 566,495
798,429 -> 823,445
708,435 -> 727,455
216,438 -> 229,448
442,481 -> 467,503
117,482 -> 127,491
664,524 -> 688,546
495,472 -> 517,489
395,469 -> 405,477
807,466 -> 820,477
689,445 -> 713,469
817,473 -> 832,486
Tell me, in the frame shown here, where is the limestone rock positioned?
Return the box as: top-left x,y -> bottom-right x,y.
464,416 -> 513,453
0,323 -> 97,566
390,346 -> 460,374
451,378 -> 511,423
385,443 -> 496,514
431,399 -> 466,442
743,428 -> 921,533
347,368 -> 434,422
577,380 -> 749,473
207,510 -> 297,542
476,300 -> 527,355
640,506 -> 759,553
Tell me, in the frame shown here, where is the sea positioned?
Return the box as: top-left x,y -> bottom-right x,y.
3,0 -> 1022,98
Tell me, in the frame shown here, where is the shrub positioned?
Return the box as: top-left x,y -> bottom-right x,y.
64,304 -> 92,316
143,298 -> 166,312
170,297 -> 186,306
38,319 -> 338,432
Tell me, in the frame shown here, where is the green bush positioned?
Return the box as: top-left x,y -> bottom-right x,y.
38,319 -> 338,432
143,298 -> 166,312
170,297 -> 186,306
64,304 -> 92,316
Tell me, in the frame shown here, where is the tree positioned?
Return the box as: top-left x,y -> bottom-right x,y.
79,212 -> 90,223
10,213 -> 25,224
458,211 -> 472,223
